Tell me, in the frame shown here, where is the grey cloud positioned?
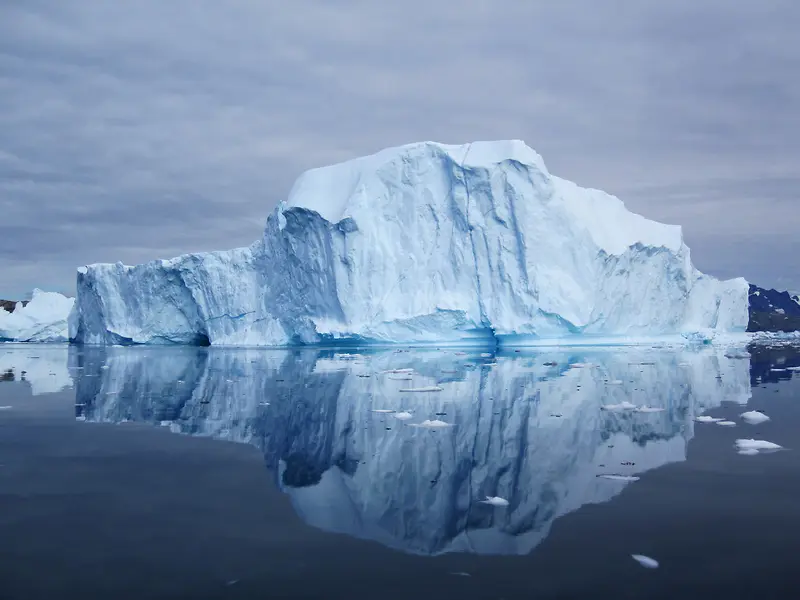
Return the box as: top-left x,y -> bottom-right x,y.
0,0 -> 798,298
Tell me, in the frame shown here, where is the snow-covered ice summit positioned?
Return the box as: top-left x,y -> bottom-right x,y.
69,140 -> 749,346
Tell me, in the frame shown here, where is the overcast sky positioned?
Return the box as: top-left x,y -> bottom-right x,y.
1,0 -> 798,299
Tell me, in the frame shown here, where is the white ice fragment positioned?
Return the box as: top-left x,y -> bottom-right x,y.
383,368 -> 415,374
410,419 -> 453,428
735,439 -> 782,452
100,365 -> 109,370
601,401 -> 637,411
695,415 -> 724,423
716,420 -> 737,427
738,448 -> 760,456
607,380 -> 624,385
0,406 -> 12,410
393,411 -> 413,420
597,474 -> 640,482
399,386 -> 443,392
631,554 -> 659,569
635,406 -> 665,413
740,410 -> 770,425
480,353 -> 492,358
371,409 -> 395,414
479,496 -> 510,507
388,375 -> 413,381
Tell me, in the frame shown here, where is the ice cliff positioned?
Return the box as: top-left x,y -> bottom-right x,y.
70,140 -> 749,346
0,289 -> 74,342
73,346 -> 752,555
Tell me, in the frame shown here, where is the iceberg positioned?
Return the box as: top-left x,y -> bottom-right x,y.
0,289 -> 74,342
70,140 -> 749,346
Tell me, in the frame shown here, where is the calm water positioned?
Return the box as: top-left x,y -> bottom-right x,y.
1,343 -> 799,599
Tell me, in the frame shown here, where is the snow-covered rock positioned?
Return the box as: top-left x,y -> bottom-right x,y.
0,289 -> 74,342
76,345 -> 751,555
71,140 -> 749,346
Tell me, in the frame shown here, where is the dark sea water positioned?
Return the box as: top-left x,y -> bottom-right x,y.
1,342 -> 799,599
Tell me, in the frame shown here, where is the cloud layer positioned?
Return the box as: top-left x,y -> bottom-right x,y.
1,0 -> 798,298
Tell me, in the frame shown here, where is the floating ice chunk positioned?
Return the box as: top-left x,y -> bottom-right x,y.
770,368 -> 787,373
0,406 -> 12,410
695,415 -> 724,423
399,386 -> 443,392
479,496 -> 510,507
601,401 -> 637,411
740,410 -> 770,425
410,419 -> 452,428
388,375 -> 413,380
735,439 -> 782,452
787,366 -> 800,371
75,415 -> 86,422
393,411 -> 413,420
631,554 -> 659,569
372,409 -> 395,414
597,474 -> 640,482
716,420 -> 737,427
100,365 -> 109,370
384,368 -> 414,374
738,448 -> 760,456
480,353 -> 492,358
607,380 -> 624,385
636,405 -> 665,413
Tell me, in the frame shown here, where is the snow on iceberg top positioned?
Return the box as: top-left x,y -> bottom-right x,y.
284,139 -> 683,255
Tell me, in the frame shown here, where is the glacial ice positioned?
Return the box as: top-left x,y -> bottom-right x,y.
70,140 -> 750,347
0,289 -> 74,342
70,344 -> 751,556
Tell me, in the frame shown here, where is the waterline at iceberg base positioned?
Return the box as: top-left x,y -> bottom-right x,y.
69,140 -> 749,347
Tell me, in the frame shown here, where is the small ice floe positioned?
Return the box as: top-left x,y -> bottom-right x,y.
635,405 -> 665,413
695,415 -> 724,423
410,419 -> 452,429
631,554 -> 659,569
601,401 -> 637,412
740,410 -> 770,425
372,409 -> 395,414
177,380 -> 184,384
393,411 -> 413,420
399,386 -> 443,392
606,380 -> 624,385
479,496 -> 509,507
597,474 -> 640,482
770,368 -> 787,373
716,420 -> 737,427
388,375 -> 413,380
787,366 -> 800,371
570,362 -> 588,368
480,353 -> 492,358
259,402 -> 270,406
0,406 -> 12,411
100,365 -> 110,370
159,420 -> 172,427
735,439 -> 783,454
384,368 -> 415,374
678,362 -> 691,367
75,416 -> 86,422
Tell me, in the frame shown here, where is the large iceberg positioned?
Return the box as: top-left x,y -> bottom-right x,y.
70,140 -> 749,346
0,289 -> 74,342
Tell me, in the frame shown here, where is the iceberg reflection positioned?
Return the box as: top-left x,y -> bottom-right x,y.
73,345 -> 752,555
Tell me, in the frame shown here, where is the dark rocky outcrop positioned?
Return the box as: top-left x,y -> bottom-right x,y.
0,300 -> 27,313
748,284 -> 800,332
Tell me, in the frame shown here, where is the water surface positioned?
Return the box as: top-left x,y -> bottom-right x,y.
1,343 -> 799,599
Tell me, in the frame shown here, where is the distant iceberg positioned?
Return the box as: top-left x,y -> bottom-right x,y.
70,140 -> 749,346
0,289 -> 74,342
